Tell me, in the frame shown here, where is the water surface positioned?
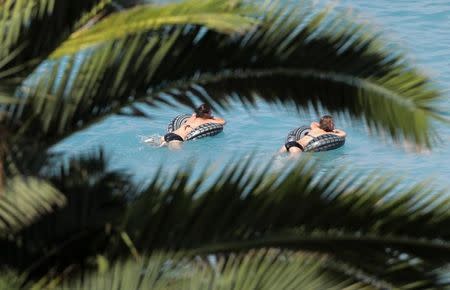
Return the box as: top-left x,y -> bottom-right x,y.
54,0 -> 450,188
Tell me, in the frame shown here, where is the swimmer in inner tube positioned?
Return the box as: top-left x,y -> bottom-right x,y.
279,115 -> 346,154
161,103 -> 226,149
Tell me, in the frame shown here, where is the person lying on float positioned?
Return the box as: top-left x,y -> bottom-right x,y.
161,103 -> 226,149
279,115 -> 346,154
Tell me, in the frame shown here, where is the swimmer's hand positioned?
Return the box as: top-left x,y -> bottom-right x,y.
144,135 -> 163,147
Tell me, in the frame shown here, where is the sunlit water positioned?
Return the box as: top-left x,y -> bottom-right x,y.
53,0 -> 450,188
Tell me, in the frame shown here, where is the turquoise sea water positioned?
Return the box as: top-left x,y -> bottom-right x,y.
54,1 -> 450,187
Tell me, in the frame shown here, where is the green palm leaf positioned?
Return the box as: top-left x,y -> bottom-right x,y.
5,0 -> 257,145
55,250 -> 373,290
124,159 -> 450,247
119,158 -> 450,288
2,154 -> 449,288
0,0 -> 106,85
0,150 -> 133,279
51,0 -> 259,58
0,177 -> 65,235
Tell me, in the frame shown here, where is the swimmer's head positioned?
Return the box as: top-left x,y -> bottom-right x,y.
319,115 -> 335,132
195,103 -> 212,118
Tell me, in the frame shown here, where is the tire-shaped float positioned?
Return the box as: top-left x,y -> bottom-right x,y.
286,125 -> 345,152
167,114 -> 224,141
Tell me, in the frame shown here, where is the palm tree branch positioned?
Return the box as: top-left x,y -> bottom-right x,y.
122,158 -> 450,254
51,0 -> 259,58
0,149 -> 135,278
54,250 -> 371,290
189,231 -> 450,262
2,155 -> 449,287
0,0 -> 108,85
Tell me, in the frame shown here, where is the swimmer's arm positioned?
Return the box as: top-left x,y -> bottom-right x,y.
332,129 -> 346,137
159,137 -> 167,147
310,122 -> 320,129
210,116 -> 226,125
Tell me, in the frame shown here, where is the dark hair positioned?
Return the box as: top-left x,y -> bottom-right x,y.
319,115 -> 334,132
195,103 -> 212,118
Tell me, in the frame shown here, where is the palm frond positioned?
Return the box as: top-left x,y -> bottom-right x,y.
118,158 -> 450,288
125,159 -> 450,248
0,177 -> 65,236
7,28 -> 196,144
191,230 -> 449,288
0,150 -> 134,278
2,155 -> 450,287
55,250 -> 372,290
0,0 -> 106,85
51,0 -> 258,58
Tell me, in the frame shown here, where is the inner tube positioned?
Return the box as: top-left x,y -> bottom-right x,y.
167,114 -> 224,141
286,125 -> 345,152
